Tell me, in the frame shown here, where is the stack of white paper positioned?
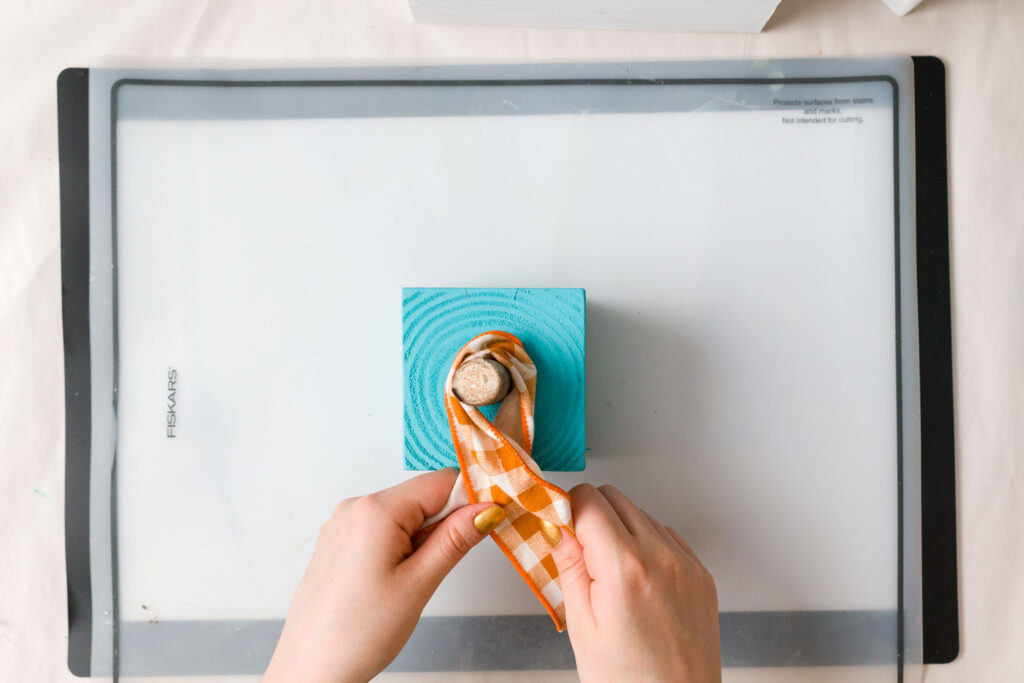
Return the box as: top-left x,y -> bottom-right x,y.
408,0 -> 782,33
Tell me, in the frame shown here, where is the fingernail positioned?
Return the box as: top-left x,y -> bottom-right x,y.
539,519 -> 562,547
473,505 -> 506,534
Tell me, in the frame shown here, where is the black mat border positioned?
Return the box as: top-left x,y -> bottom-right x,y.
57,67 -> 93,678
54,64 -> 957,675
911,56 -> 959,664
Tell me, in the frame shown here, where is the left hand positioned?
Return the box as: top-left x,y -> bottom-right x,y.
263,468 -> 503,683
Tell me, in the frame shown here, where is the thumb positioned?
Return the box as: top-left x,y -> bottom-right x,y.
550,529 -> 593,620
400,502 -> 499,596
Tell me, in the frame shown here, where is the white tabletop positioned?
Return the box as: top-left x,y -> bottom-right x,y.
1,1 -> 1021,682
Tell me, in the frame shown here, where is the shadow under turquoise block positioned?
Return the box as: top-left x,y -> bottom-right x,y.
403,288 -> 586,472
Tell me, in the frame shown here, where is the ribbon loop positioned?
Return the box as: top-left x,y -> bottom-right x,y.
445,331 -> 574,630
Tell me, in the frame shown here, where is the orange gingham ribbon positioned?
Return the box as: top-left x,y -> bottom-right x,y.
435,331 -> 574,629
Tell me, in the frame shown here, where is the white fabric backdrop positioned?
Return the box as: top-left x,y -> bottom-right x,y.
1,0 -> 1021,680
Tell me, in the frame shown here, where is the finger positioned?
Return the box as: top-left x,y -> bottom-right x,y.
568,484 -> 634,580
374,468 -> 460,536
644,512 -> 684,552
399,502 -> 500,596
597,485 -> 655,537
666,526 -> 707,570
548,528 -> 593,623
570,484 -> 631,540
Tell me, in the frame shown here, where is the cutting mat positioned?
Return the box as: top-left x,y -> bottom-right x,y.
58,57 -> 955,679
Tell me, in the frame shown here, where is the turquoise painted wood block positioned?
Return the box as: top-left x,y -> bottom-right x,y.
403,288 -> 586,472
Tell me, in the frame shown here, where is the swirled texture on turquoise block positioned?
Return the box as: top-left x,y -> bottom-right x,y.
402,288 -> 586,471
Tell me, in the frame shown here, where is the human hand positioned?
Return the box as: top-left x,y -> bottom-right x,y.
263,468 -> 505,683
550,484 -> 721,683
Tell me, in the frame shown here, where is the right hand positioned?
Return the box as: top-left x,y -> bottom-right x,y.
550,484 -> 721,683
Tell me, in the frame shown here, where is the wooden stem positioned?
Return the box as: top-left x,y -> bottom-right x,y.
452,358 -> 512,406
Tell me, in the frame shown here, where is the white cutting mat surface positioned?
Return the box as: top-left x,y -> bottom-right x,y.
112,96 -> 897,622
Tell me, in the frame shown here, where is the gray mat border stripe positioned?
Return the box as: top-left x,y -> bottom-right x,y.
116,611 -> 898,676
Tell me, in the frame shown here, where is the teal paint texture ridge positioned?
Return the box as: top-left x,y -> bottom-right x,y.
403,288 -> 586,472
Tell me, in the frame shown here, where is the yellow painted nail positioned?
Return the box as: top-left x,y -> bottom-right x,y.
539,519 -> 562,547
473,505 -> 506,534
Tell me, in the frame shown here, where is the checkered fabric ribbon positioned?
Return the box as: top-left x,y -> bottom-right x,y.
420,331 -> 574,630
